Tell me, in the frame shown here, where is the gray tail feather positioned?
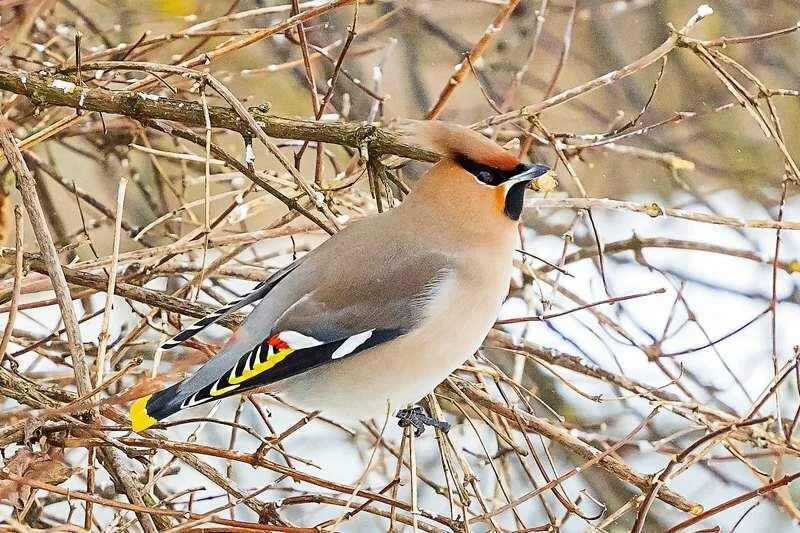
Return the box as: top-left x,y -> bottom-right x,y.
144,381 -> 188,423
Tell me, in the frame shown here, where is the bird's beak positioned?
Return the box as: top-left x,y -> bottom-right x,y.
508,163 -> 550,186
500,162 -> 551,221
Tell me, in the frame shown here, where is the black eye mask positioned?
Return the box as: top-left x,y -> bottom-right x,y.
455,154 -> 528,186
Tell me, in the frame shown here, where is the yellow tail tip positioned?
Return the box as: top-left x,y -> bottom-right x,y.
130,395 -> 157,432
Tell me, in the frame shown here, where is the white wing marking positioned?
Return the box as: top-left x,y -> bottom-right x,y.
278,330 -> 324,349
331,330 -> 375,359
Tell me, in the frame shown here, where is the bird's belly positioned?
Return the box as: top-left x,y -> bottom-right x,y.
276,268 -> 510,423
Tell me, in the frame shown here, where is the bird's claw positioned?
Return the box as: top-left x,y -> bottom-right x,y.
396,405 -> 450,437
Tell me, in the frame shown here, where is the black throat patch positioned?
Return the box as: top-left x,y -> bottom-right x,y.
504,181 -> 527,221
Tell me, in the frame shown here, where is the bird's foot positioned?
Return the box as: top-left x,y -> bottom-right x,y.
396,405 -> 450,437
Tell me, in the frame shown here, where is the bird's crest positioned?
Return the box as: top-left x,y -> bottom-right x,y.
395,120 -> 521,172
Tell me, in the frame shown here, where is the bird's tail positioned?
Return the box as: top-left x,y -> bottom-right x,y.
129,381 -> 186,432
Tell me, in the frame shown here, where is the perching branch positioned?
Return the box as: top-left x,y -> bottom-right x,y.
0,69 -> 439,162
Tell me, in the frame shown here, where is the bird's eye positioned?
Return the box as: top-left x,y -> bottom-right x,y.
477,170 -> 495,185
455,154 -> 509,186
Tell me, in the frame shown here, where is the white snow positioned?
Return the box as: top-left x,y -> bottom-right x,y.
51,79 -> 76,94
244,143 -> 256,165
697,4 -> 714,18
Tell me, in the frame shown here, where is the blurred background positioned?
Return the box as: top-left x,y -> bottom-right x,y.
0,0 -> 799,531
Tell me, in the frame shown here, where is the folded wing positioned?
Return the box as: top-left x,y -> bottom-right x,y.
160,258 -> 305,349
131,226 -> 453,431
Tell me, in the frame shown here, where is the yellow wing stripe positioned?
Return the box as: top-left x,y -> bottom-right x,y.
227,347 -> 294,385
210,384 -> 239,397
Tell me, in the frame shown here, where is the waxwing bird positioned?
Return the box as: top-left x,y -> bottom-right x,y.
130,121 -> 550,434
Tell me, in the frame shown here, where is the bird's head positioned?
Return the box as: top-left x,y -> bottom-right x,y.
397,120 -> 550,223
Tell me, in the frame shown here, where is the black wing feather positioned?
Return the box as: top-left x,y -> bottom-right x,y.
161,260 -> 303,349
184,328 -> 403,408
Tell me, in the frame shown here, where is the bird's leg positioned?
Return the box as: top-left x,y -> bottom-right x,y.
396,405 -> 450,437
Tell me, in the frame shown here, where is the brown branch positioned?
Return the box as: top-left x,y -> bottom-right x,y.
526,197 -> 800,231
475,19 -> 800,128
665,471 -> 800,532
50,435 -> 460,531
535,236 -> 799,275
0,69 -> 439,162
454,381 -> 700,514
0,469 -> 318,532
0,127 -> 161,533
496,287 -> 665,324
0,249 -> 243,329
426,0 -> 521,118
0,128 -> 92,395
474,31 -> 679,128
0,206 -> 23,363
484,329 -> 800,460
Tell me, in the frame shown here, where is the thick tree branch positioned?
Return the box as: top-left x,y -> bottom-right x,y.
0,69 -> 439,162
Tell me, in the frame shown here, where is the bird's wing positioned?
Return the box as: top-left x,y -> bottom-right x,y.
176,253 -> 453,409
160,257 -> 305,349
132,229 -> 453,430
